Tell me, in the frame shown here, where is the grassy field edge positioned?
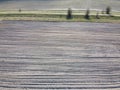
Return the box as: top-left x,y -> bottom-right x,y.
0,10 -> 120,23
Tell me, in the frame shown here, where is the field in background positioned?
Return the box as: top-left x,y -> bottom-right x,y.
0,10 -> 120,23
0,0 -> 120,11
0,10 -> 120,15
0,0 -> 120,23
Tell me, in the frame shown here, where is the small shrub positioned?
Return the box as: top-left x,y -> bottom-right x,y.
106,6 -> 111,15
66,8 -> 73,19
84,9 -> 90,19
101,10 -> 105,14
96,12 -> 100,19
19,9 -> 21,12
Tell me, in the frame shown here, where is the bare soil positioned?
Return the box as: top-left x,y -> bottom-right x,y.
0,21 -> 120,90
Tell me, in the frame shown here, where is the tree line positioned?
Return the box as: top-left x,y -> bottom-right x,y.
66,6 -> 112,20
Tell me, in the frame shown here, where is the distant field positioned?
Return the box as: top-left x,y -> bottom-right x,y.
0,10 -> 120,15
0,0 -> 120,11
0,0 -> 120,23
0,10 -> 120,23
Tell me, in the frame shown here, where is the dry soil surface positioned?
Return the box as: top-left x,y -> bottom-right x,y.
0,21 -> 120,90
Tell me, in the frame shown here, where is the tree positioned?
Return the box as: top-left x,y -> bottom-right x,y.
106,6 -> 111,15
66,8 -> 73,19
19,8 -> 21,12
84,9 -> 90,19
101,10 -> 104,14
96,11 -> 100,19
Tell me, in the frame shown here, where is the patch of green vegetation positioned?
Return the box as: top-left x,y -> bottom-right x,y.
0,10 -> 120,23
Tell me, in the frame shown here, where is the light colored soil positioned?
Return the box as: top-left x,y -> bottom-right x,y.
0,21 -> 120,90
0,0 -> 120,11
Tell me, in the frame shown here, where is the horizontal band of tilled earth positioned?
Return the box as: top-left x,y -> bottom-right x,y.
0,0 -> 120,11
0,21 -> 120,90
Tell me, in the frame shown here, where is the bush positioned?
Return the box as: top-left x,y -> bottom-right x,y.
106,6 -> 111,15
66,8 -> 73,19
84,9 -> 90,19
96,12 -> 100,19
19,9 -> 21,12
